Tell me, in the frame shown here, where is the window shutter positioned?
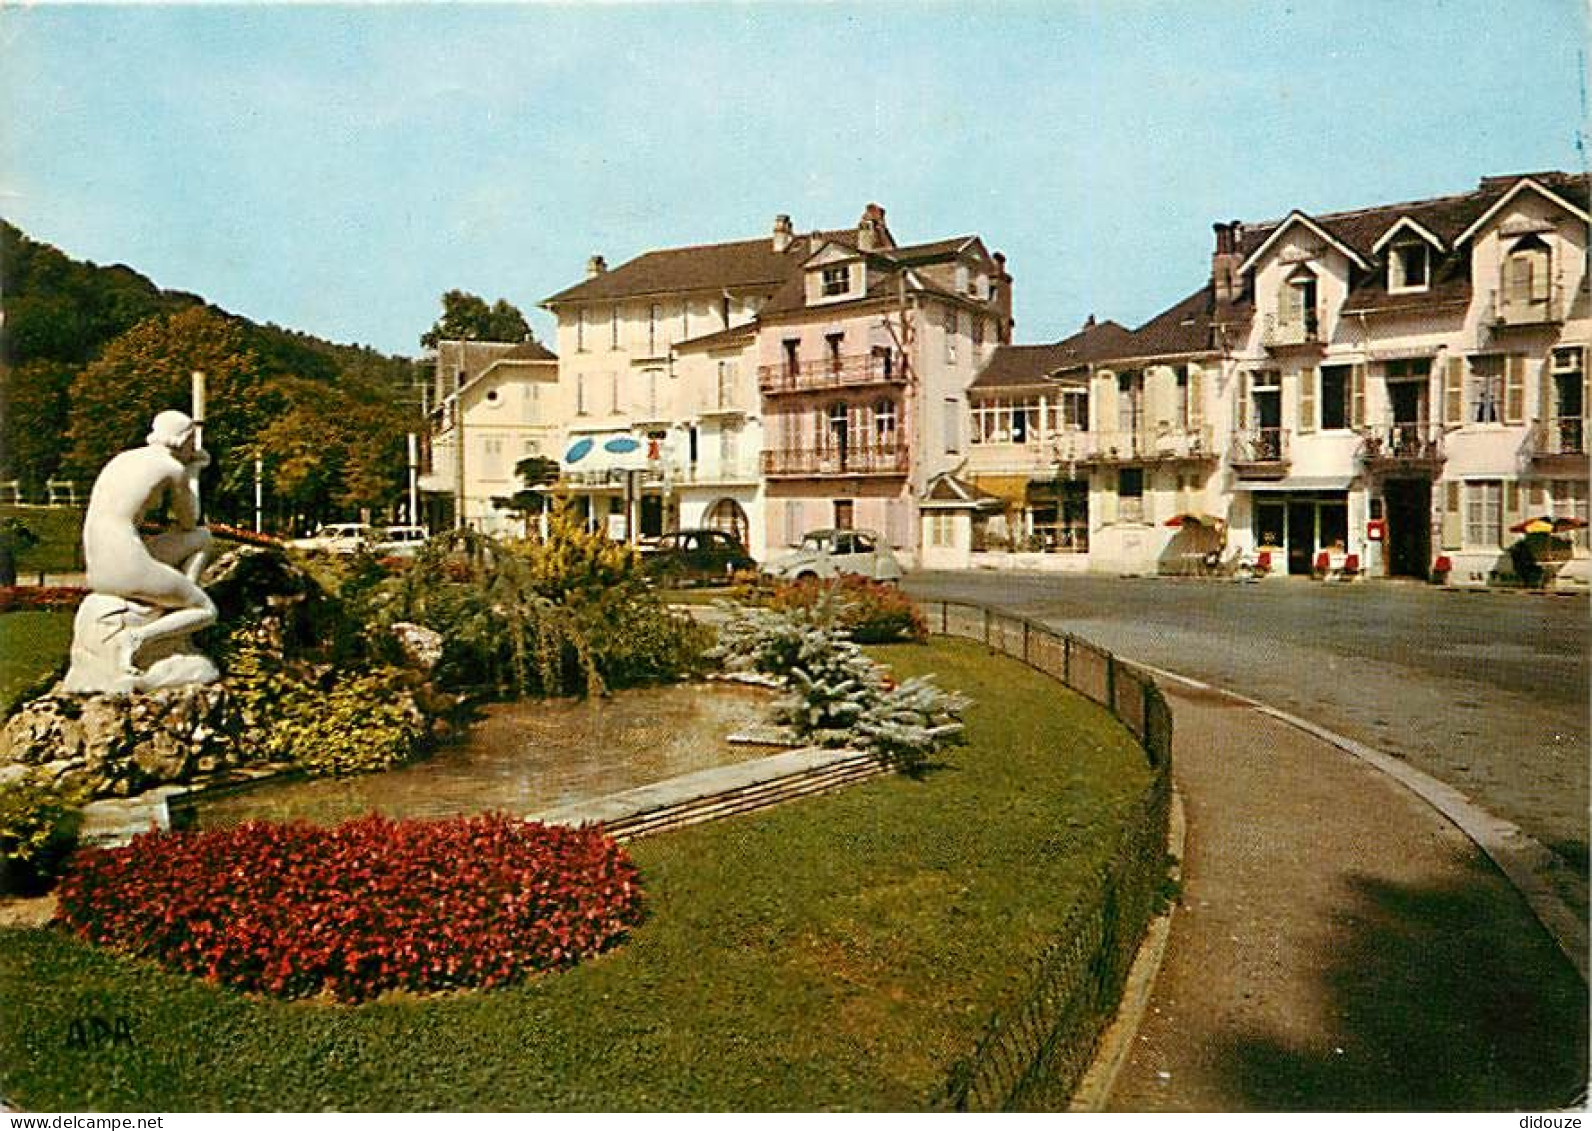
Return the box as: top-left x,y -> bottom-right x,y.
1539,353 -> 1555,425
1279,280 -> 1300,328
1443,358 -> 1465,426
1350,364 -> 1367,430
1530,251 -> 1550,302
1504,356 -> 1527,425
1441,481 -> 1463,549
1188,365 -> 1204,430
1094,371 -> 1118,435
1531,482 -> 1549,510
1238,372 -> 1251,431
1503,481 -> 1524,546
1298,368 -> 1316,434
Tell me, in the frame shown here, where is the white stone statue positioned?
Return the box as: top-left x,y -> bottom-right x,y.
62,410 -> 220,694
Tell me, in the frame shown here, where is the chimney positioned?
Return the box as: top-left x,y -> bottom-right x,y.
857,203 -> 887,252
1211,221 -> 1243,306
772,214 -> 794,253
1083,314 -> 1097,329
586,255 -> 607,278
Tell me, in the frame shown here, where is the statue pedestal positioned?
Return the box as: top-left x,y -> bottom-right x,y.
62,594 -> 219,695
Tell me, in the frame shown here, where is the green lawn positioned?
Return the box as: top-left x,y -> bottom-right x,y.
0,611 -> 73,714
1,506 -> 85,577
0,638 -> 1156,1111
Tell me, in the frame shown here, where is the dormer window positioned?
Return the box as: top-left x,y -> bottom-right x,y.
1281,266 -> 1320,339
821,265 -> 850,297
1503,235 -> 1550,307
1389,241 -> 1430,292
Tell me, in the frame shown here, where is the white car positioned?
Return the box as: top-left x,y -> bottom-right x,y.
285,523 -> 376,555
373,525 -> 430,558
762,528 -> 904,584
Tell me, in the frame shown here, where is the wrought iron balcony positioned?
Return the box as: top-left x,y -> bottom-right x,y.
1529,416 -> 1588,473
1359,424 -> 1445,473
761,443 -> 910,477
758,354 -> 907,395
1228,427 -> 1290,478
1074,426 -> 1216,465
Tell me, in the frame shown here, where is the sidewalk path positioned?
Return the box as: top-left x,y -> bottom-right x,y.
1107,685 -> 1588,1111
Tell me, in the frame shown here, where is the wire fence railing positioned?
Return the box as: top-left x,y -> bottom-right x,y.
922,599 -> 1174,1111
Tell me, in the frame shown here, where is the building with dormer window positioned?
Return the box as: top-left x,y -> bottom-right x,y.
541,205 -> 1013,564
962,171 -> 1588,585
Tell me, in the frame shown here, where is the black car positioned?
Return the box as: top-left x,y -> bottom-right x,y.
642,528 -> 756,586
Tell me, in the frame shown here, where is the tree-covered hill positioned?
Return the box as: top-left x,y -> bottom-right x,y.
0,219 -> 424,529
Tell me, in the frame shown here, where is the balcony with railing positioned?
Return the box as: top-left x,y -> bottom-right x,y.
1074,426 -> 1216,466
1260,310 -> 1325,351
1359,423 -> 1445,475
675,458 -> 761,485
758,353 -> 907,395
761,442 -> 910,477
1529,415 -> 1588,473
1228,427 -> 1290,478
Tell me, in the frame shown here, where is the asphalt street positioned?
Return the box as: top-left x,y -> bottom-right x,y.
905,571 -> 1589,914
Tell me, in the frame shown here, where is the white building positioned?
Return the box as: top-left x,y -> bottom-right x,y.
420,339 -> 560,535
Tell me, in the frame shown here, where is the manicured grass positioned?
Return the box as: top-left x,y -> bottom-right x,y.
0,638 -> 1155,1111
1,506 -> 85,576
0,611 -> 72,714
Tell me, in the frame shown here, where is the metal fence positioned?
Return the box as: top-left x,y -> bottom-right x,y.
922,599 -> 1174,1111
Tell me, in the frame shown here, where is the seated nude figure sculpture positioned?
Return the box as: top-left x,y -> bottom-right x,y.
62,410 -> 220,694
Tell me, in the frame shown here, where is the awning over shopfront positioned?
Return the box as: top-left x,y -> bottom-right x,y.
1237,476 -> 1354,493
921,472 -> 1006,511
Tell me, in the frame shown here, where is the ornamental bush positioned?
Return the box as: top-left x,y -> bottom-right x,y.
54,814 -> 645,1002
0,772 -> 85,893
769,575 -> 928,643
710,602 -> 969,769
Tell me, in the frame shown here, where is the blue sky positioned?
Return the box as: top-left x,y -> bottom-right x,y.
1,1 -> 1586,357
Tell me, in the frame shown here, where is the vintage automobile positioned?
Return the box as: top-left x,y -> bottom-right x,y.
761,528 -> 903,584
641,528 -> 756,586
284,522 -> 376,556
373,525 -> 430,558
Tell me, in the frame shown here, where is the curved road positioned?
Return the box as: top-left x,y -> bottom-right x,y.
905,572 -> 1588,915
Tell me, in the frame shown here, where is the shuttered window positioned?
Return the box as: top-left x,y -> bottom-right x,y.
1464,481 -> 1502,548
1350,364 -> 1367,429
1443,358 -> 1465,426
1441,481 -> 1463,549
1298,368 -> 1317,434
1504,356 -> 1527,425
1187,366 -> 1204,430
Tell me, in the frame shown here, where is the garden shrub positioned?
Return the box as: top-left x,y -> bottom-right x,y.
711,602 -> 969,768
0,771 -> 85,892
221,630 -> 429,776
354,513 -> 705,699
54,814 -> 645,1002
770,575 -> 928,643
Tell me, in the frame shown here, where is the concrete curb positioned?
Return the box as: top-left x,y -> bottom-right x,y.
1137,662 -> 1588,985
1069,787 -> 1187,1112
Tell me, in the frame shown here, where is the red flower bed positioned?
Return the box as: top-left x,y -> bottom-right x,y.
207,523 -> 284,549
0,586 -> 86,613
53,814 -> 645,1002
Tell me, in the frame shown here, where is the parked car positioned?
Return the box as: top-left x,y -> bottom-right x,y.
373,525 -> 430,558
285,523 -> 376,556
641,528 -> 756,587
762,528 -> 903,584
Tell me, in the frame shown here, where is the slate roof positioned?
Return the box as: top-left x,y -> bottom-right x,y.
969,320 -> 1133,391
542,229 -> 859,306
1233,171 -> 1588,315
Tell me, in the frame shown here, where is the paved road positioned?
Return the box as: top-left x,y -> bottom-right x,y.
905,572 -> 1589,914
